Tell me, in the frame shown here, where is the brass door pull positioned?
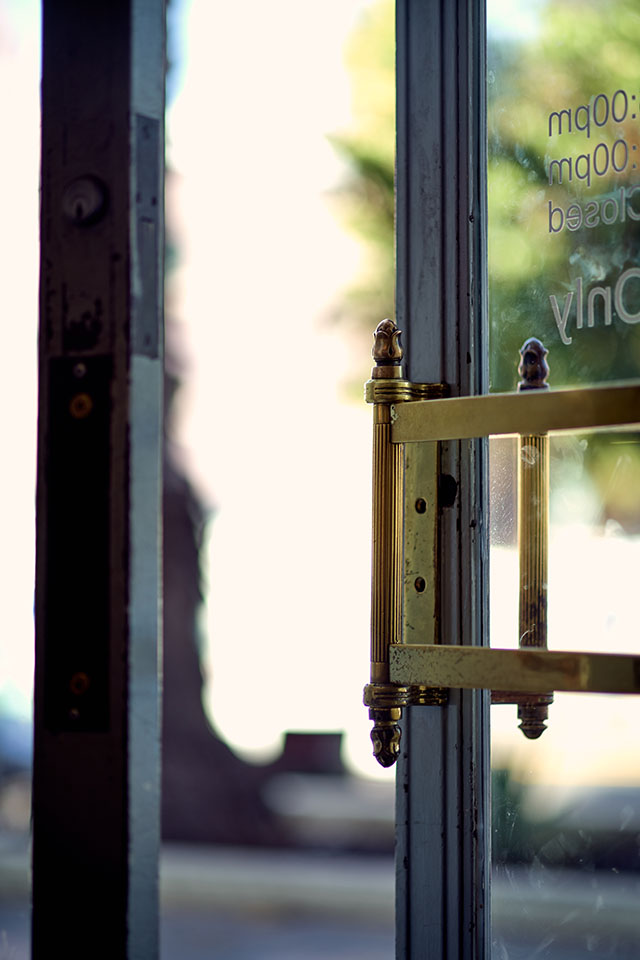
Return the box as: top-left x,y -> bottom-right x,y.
364,319 -> 640,767
515,338 -> 551,738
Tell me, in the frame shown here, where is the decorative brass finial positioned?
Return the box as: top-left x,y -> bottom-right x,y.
372,319 -> 403,379
518,337 -> 549,391
369,710 -> 402,767
364,685 -> 409,768
518,703 -> 548,739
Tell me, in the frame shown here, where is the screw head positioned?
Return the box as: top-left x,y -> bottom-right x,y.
69,672 -> 90,696
69,393 -> 93,419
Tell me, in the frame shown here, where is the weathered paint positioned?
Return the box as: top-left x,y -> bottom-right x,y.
394,2 -> 490,958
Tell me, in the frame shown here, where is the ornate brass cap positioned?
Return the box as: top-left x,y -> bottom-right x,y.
518,702 -> 548,739
368,708 -> 402,767
364,683 -> 410,707
518,337 -> 549,391
364,684 -> 411,767
372,319 -> 404,380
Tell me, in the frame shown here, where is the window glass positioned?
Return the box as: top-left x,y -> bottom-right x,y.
491,430 -> 640,956
488,3 -> 640,955
488,0 -> 640,391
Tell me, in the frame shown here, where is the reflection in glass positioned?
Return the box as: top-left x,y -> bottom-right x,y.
491,427 -> 640,955
489,2 -> 640,955
488,0 -> 640,391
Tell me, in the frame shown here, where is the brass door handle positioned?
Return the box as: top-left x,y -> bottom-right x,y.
515,337 -> 550,738
364,320 -> 640,767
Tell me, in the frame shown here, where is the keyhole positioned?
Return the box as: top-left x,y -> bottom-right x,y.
62,176 -> 107,226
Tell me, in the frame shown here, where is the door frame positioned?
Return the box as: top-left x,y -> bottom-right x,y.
33,3 -> 165,956
394,2 -> 491,956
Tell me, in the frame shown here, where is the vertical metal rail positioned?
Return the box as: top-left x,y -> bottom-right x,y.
33,3 -> 165,957
364,320 -> 448,766
395,1 -> 490,958
366,321 -> 408,766
516,338 -> 552,738
518,433 -> 549,655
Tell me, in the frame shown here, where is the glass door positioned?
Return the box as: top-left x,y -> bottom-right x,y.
488,1 -> 640,955
393,1 -> 640,956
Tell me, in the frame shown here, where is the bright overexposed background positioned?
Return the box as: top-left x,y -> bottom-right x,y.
0,0 -> 385,779
166,0 -> 382,777
1,0 -> 639,791
0,0 -> 40,726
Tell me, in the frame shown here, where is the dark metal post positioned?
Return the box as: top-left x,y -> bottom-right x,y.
33,2 -> 165,957
394,1 -> 490,957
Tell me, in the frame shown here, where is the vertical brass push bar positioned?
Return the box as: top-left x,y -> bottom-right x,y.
363,320 -> 411,766
516,338 -> 553,737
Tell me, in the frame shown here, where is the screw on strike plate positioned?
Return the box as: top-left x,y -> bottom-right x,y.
62,176 -> 107,226
69,672 -> 90,696
69,393 -> 93,419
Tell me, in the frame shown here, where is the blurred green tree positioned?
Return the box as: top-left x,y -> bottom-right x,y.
332,0 -> 640,526
488,0 -> 640,526
329,0 -> 395,393
488,0 -> 640,393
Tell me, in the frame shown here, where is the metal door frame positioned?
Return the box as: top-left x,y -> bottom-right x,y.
33,3 -> 165,957
394,2 -> 490,956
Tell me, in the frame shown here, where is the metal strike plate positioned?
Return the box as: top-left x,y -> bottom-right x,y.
391,380 -> 640,443
390,643 -> 640,696
401,439 -> 447,707
45,356 -> 111,732
403,440 -> 438,645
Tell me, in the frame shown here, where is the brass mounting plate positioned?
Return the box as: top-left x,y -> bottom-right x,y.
402,440 -> 438,646
390,643 -> 640,695
391,381 -> 640,443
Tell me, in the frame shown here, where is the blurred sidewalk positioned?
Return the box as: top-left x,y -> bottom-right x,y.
2,831 -> 640,958
161,843 -> 394,919
0,834 -> 395,960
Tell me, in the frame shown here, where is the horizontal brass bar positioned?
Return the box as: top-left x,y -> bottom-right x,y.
391,382 -> 640,442
389,644 -> 640,695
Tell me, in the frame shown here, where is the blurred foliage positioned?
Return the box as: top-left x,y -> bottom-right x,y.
492,767 -> 640,871
489,0 -> 640,394
333,0 -> 640,525
492,766 -> 539,864
329,0 -> 395,392
488,0 -> 640,526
